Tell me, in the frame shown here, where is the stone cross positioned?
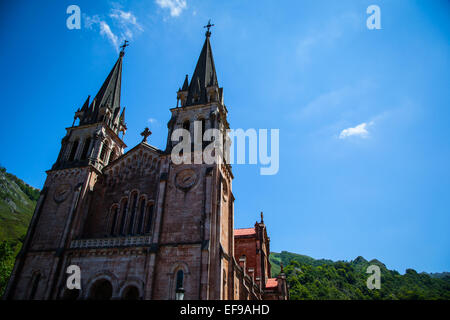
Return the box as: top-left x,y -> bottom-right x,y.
203,19 -> 215,37
203,19 -> 215,32
140,127 -> 152,142
120,40 -> 129,54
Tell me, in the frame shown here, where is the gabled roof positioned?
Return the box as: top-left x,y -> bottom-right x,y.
234,228 -> 256,237
102,141 -> 163,171
265,278 -> 278,290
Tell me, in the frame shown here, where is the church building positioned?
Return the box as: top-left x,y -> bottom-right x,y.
4,26 -> 288,300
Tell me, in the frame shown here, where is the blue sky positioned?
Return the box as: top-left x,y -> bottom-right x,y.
0,0 -> 449,273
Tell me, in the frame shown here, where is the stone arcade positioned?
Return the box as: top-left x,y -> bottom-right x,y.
4,27 -> 288,300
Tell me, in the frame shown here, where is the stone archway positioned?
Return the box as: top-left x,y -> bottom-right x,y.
121,286 -> 140,300
89,279 -> 113,300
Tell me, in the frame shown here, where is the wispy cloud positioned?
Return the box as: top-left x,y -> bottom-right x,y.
110,9 -> 143,36
155,0 -> 187,17
83,8 -> 143,52
99,21 -> 119,49
339,121 -> 374,139
148,118 -> 158,124
296,80 -> 374,122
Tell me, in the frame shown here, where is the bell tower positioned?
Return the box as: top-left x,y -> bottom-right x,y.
53,48 -> 127,172
4,47 -> 128,300
167,22 -> 227,154
152,24 -> 235,300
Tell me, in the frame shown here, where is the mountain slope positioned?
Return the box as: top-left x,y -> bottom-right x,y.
0,167 -> 38,242
270,251 -> 450,300
0,167 -> 38,296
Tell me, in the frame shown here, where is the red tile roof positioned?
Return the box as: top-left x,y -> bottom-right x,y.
265,278 -> 278,289
234,228 -> 256,237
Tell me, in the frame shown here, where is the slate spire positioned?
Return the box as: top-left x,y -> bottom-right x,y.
185,30 -> 218,106
79,53 -> 124,126
181,74 -> 189,91
80,95 -> 90,112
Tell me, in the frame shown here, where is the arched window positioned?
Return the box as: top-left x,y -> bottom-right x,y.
183,120 -> 190,131
89,279 -> 113,300
176,270 -> 184,292
68,140 -> 79,162
122,286 -> 140,300
80,137 -> 91,160
100,140 -> 109,162
137,198 -> 146,234
110,206 -> 119,235
119,198 -> 128,235
128,192 -> 138,235
29,272 -> 41,299
145,203 -> 154,234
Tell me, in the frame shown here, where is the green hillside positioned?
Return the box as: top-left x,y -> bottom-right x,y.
0,167 -> 38,242
0,166 -> 38,296
270,251 -> 450,300
270,251 -> 334,276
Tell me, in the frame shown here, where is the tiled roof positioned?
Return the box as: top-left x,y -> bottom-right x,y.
234,228 -> 256,237
265,278 -> 278,289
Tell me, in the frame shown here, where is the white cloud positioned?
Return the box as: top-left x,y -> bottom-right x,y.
339,122 -> 373,139
100,21 -> 119,49
83,8 -> 143,52
148,118 -> 158,124
84,14 -> 100,29
155,0 -> 187,17
110,9 -> 143,34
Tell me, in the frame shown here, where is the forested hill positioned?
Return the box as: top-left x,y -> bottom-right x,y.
0,166 -> 38,296
0,167 -> 38,243
270,251 -> 450,300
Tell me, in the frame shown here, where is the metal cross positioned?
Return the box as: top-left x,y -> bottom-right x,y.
120,40 -> 129,53
203,19 -> 215,35
140,127 -> 152,142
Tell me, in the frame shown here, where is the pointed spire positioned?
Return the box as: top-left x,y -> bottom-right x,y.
80,53 -> 124,126
181,74 -> 189,91
120,107 -> 126,123
91,54 -> 123,112
81,95 -> 90,111
185,30 -> 218,106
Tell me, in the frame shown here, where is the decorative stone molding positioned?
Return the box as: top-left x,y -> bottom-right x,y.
70,236 -> 152,249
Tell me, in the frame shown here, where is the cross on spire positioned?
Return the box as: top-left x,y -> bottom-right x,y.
120,40 -> 129,56
140,127 -> 152,142
203,19 -> 215,37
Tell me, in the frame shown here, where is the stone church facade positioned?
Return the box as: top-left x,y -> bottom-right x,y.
4,29 -> 288,300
